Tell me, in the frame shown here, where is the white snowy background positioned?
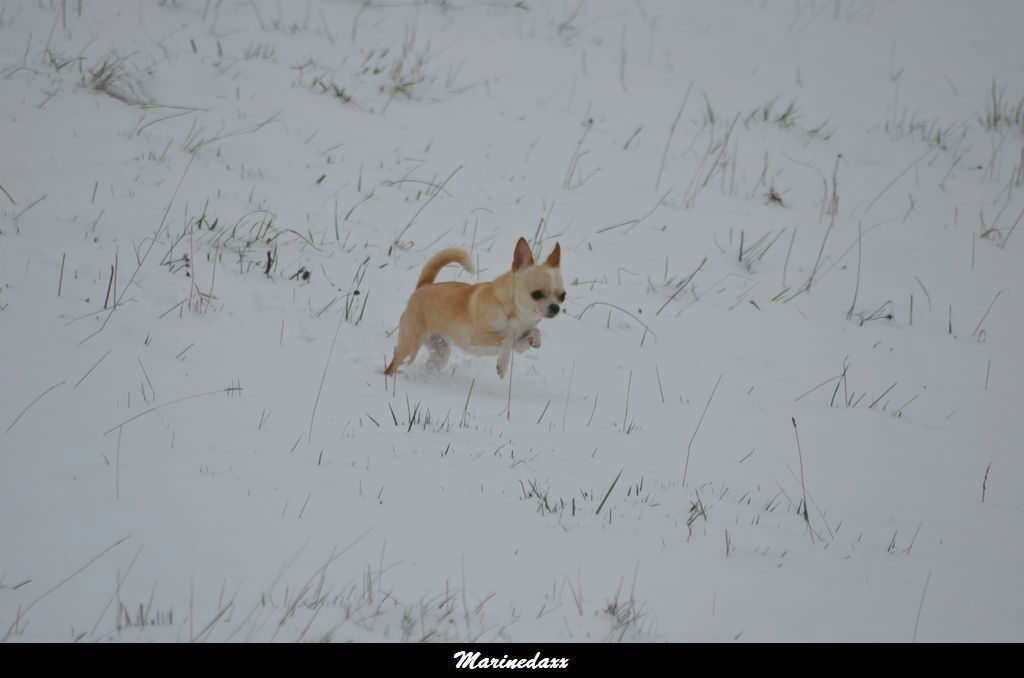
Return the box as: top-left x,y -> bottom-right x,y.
1,0 -> 1022,642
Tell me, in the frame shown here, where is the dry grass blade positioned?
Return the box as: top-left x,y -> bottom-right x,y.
5,381 -> 65,434
4,536 -> 130,640
596,468 -> 624,515
682,375 -> 722,487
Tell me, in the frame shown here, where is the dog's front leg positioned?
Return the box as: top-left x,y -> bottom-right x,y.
469,328 -> 518,379
514,328 -> 541,353
469,328 -> 513,378
496,338 -> 514,379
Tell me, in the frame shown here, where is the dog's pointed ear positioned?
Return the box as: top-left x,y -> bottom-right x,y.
512,237 -> 534,272
543,242 -> 561,268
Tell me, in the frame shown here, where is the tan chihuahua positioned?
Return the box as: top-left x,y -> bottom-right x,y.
385,237 -> 564,378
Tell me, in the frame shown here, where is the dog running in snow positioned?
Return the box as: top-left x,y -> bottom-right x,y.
384,237 -> 564,379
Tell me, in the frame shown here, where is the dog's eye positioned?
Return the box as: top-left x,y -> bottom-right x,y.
557,292 -> 566,302
531,290 -> 544,300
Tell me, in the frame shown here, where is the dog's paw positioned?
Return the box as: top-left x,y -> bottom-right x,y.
496,360 -> 507,379
514,329 -> 541,353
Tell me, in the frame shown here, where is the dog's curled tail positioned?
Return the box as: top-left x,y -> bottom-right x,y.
416,248 -> 475,289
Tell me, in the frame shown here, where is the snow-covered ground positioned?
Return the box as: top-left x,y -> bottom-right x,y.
1,0 -> 1023,643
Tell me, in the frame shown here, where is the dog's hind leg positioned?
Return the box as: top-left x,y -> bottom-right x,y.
385,324 -> 425,375
425,333 -> 451,371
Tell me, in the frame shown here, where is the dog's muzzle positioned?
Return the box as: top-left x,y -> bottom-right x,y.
546,304 -> 560,317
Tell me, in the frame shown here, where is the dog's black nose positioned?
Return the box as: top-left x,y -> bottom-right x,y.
548,304 -> 560,315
